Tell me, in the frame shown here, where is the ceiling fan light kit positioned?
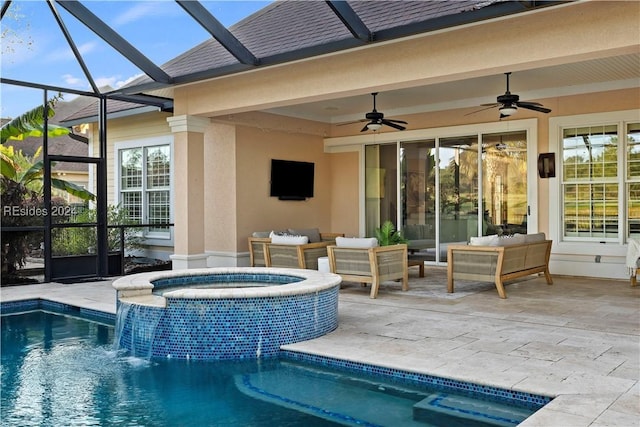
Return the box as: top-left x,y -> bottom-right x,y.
359,92 -> 408,132
499,105 -> 518,116
469,72 -> 552,118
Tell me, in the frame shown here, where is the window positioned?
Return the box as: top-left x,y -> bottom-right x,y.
627,123 -> 640,238
558,116 -> 639,242
118,142 -> 171,238
562,125 -> 618,239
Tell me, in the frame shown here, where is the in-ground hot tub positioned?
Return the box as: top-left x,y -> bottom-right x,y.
112,267 -> 342,360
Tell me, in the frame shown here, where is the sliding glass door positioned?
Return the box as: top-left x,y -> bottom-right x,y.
366,129 -> 530,264
400,140 -> 436,257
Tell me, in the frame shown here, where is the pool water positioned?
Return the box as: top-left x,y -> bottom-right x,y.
1,310 -> 545,426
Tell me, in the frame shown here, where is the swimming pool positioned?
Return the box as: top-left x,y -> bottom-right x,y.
1,303 -> 550,426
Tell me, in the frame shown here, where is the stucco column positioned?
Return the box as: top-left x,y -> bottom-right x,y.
167,115 -> 210,269
204,122 -> 241,267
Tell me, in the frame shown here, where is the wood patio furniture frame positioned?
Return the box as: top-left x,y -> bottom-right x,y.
327,244 -> 409,299
447,239 -> 553,299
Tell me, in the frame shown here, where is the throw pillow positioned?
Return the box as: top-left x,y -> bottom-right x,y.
469,235 -> 500,246
270,233 -> 309,245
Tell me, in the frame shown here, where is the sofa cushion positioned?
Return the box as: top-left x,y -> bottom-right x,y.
269,232 -> 309,245
469,235 -> 500,246
288,227 -> 321,243
336,237 -> 379,248
498,234 -> 526,246
253,230 -> 288,238
522,232 -> 546,243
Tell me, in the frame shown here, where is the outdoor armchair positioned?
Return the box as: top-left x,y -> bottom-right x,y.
327,238 -> 408,299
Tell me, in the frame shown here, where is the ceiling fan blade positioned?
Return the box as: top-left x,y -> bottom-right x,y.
382,120 -> 406,131
518,103 -> 551,114
385,118 -> 408,124
337,119 -> 367,126
465,105 -> 497,116
360,123 -> 371,132
517,101 -> 544,107
480,102 -> 501,107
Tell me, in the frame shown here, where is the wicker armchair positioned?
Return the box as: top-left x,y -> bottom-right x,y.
248,232 -> 344,268
327,241 -> 408,299
266,241 -> 331,270
248,237 -> 270,267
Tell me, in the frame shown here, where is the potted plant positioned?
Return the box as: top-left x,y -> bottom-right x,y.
374,220 -> 408,246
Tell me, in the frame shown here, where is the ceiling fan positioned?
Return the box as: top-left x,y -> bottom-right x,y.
471,72 -> 552,118
347,92 -> 408,132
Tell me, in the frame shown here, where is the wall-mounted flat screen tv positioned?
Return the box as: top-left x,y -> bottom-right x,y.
270,159 -> 314,200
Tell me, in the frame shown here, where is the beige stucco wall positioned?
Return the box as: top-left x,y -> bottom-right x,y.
233,125 -> 333,252
328,151 -> 360,237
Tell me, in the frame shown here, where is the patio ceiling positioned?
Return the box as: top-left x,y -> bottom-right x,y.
266,52 -> 640,124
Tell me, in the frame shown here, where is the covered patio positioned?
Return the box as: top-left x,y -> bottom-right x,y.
2,271 -> 638,426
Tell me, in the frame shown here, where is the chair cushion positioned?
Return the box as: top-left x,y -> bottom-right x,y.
288,228 -> 321,243
335,237 -> 378,248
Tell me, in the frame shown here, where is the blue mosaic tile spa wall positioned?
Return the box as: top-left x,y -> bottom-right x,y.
115,286 -> 339,360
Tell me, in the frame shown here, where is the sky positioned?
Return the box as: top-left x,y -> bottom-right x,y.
1,0 -> 272,119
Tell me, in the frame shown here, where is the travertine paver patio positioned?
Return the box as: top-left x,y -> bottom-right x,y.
1,269 -> 638,426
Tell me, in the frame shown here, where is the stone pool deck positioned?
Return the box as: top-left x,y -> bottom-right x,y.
1,269 -> 638,426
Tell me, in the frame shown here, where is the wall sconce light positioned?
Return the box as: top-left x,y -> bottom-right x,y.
538,153 -> 556,178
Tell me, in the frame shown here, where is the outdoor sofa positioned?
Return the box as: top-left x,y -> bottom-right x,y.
248,228 -> 343,269
447,232 -> 553,298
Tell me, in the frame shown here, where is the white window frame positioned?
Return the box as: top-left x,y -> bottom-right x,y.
114,135 -> 174,247
548,110 -> 639,259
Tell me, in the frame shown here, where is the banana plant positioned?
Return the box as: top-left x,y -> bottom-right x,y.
1,97 -> 70,145
0,145 -> 94,201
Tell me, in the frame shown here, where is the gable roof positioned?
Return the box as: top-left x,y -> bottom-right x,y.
126,0 -> 553,89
